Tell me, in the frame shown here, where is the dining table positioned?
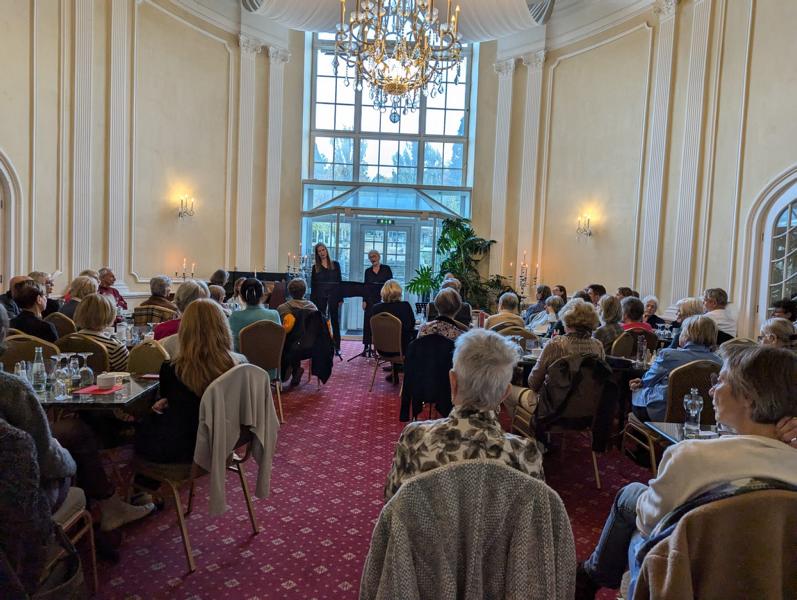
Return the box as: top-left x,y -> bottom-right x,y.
38,376 -> 160,417
644,421 -> 729,446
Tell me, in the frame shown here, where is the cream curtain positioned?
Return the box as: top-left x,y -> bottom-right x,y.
244,0 -> 543,42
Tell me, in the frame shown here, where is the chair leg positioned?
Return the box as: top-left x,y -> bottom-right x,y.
369,359 -> 380,392
185,479 -> 196,516
275,381 -> 284,423
81,510 -> 98,593
167,480 -> 196,573
591,451 -> 601,490
234,462 -> 260,535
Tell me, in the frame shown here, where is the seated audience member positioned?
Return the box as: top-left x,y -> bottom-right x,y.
153,279 -> 209,340
629,315 -> 721,421
0,305 -> 153,531
529,295 -> 564,336
74,294 -> 130,371
573,290 -> 591,302
228,278 -> 281,353
586,284 -> 607,305
28,271 -> 60,317
371,279 -> 417,356
486,292 -> 525,331
620,296 -> 653,332
208,285 -> 231,316
641,295 -> 665,328
576,344 -> 797,599
61,269 -> 99,303
9,281 -> 58,342
667,296 -> 704,349
97,267 -> 127,311
593,294 -> 624,354
615,287 -> 634,300
523,285 -> 552,321
277,278 -> 318,322
528,300 -> 604,392
0,275 -> 31,319
418,288 -> 469,341
59,275 -> 98,321
135,299 -> 246,463
209,268 -> 229,289
230,276 -> 247,309
703,287 -> 736,337
552,284 -> 568,304
383,328 -> 543,500
772,298 -> 797,322
139,275 -> 178,313
426,278 -> 472,326
759,317 -> 797,350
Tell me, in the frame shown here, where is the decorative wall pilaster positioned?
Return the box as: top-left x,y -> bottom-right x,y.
236,35 -> 264,270
489,58 -> 516,276
516,50 -> 545,297
108,0 -> 132,292
670,0 -> 711,302
637,0 -> 679,295
72,0 -> 94,275
264,46 -> 290,270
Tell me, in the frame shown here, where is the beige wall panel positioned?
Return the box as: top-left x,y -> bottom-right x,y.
32,2 -> 61,274
131,3 -> 231,281
540,26 -> 650,293
250,51 -> 269,270
503,65 -> 527,279
91,0 -> 109,270
278,30 -> 305,264
471,41 -> 498,246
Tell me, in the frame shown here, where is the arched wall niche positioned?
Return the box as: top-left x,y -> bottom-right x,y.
0,148 -> 21,285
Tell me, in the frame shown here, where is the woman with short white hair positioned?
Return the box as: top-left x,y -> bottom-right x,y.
760,317 -> 797,350
383,328 -> 543,500
641,295 -> 665,329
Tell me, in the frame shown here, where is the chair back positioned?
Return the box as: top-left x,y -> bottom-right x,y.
662,359 -> 720,424
56,334 -> 110,373
471,309 -> 488,328
360,460 -> 576,600
400,333 -> 455,420
239,320 -> 286,377
127,339 -> 169,374
497,326 -> 538,343
43,312 -> 77,338
611,328 -> 658,358
370,312 -> 403,358
6,328 -> 23,337
634,489 -> 797,600
132,305 -> 176,326
0,335 -> 61,372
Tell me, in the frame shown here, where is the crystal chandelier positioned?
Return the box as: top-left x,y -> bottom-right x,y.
334,0 -> 463,123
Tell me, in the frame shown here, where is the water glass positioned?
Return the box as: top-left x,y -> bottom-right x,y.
683,391 -> 703,438
53,377 -> 69,400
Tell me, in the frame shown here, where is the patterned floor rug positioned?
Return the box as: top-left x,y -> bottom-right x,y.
96,341 -> 649,599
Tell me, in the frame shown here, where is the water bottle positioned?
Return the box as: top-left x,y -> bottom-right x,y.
683,387 -> 703,438
636,335 -> 647,365
31,347 -> 47,393
14,362 -> 29,382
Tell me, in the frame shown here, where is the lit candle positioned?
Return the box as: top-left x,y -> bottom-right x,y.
191,262 -> 195,275
340,0 -> 345,25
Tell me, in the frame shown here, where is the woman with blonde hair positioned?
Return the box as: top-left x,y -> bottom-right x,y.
59,275 -> 99,320
760,317 -> 797,349
74,293 -> 129,371
667,297 -> 705,349
135,299 -> 246,463
371,279 -> 416,361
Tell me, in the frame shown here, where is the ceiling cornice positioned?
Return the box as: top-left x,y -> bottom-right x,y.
170,0 -> 289,48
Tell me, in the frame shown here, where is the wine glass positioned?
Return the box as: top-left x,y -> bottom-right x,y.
77,352 -> 94,387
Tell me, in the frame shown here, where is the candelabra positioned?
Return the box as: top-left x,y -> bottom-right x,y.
577,215 -> 592,239
518,263 -> 528,299
178,195 -> 195,220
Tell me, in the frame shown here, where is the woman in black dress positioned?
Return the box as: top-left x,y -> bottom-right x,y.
310,242 -> 343,350
362,249 -> 393,348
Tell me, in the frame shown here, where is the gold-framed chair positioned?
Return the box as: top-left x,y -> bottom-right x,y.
132,305 -> 176,326
50,487 -> 97,593
623,359 -> 720,475
610,328 -> 659,358
55,333 -> 111,374
369,312 -> 404,392
43,312 -> 77,339
497,326 -> 539,346
6,328 -> 23,337
127,338 -> 169,374
239,320 -> 287,422
0,334 -> 61,372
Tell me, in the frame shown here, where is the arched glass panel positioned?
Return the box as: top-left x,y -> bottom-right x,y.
768,195 -> 797,312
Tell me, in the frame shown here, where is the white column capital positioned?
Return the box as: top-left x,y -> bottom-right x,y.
239,34 -> 265,55
269,46 -> 291,65
654,0 -> 679,19
494,58 -> 516,78
522,50 -> 546,71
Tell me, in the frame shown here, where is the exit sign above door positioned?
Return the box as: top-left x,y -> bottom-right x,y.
376,218 -> 395,225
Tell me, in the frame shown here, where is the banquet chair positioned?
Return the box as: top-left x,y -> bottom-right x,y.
369,312 -> 404,392
610,328 -> 659,358
497,326 -> 539,345
131,365 -> 278,573
239,320 -> 286,422
56,333 -> 111,373
6,328 -> 23,337
0,334 -> 60,372
623,359 -> 720,475
51,487 -> 97,593
132,305 -> 176,326
127,339 -> 169,374
471,309 -> 488,328
43,312 -> 77,339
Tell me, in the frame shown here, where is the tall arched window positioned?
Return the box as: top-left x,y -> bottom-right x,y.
765,183 -> 797,312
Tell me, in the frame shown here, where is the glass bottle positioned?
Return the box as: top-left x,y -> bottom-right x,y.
31,347 -> 47,393
636,335 -> 647,366
683,387 -> 703,438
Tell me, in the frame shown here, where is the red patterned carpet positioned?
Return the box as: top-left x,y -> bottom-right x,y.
96,341 -> 649,599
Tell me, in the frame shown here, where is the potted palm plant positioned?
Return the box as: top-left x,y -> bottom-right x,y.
405,265 -> 441,303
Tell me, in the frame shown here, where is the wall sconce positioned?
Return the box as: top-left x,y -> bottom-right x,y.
178,195 -> 195,219
577,215 -> 593,239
